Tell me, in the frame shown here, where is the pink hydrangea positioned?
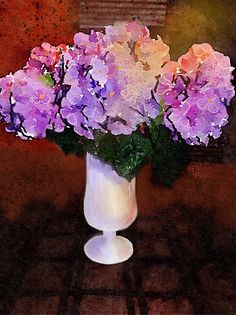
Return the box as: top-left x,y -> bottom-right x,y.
157,43 -> 235,145
28,42 -> 67,71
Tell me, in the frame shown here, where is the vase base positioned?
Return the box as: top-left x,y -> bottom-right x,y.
84,234 -> 133,265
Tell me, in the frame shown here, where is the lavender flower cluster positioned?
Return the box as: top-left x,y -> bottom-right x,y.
157,43 -> 235,145
0,22 -> 234,146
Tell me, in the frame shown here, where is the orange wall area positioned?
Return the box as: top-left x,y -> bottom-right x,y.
0,0 -> 236,230
0,0 -> 78,77
1,123 -> 236,230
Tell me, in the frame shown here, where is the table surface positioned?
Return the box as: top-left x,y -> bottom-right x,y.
0,205 -> 235,314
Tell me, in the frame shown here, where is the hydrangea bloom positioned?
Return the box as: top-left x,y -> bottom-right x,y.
0,24 -> 234,147
157,43 -> 235,145
0,69 -> 60,139
0,74 -> 14,123
0,41 -> 70,138
27,42 -> 67,73
57,21 -> 169,137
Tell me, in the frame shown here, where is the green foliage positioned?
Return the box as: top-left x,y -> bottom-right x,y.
87,131 -> 153,181
149,122 -> 190,187
47,122 -> 190,186
46,128 -> 91,156
39,72 -> 55,87
47,128 -> 153,181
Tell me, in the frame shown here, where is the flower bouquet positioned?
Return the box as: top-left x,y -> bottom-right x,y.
0,22 -> 234,264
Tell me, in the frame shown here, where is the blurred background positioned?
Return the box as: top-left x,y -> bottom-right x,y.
0,1 -> 236,314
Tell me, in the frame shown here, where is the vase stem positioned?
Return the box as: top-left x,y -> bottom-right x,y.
103,231 -> 116,240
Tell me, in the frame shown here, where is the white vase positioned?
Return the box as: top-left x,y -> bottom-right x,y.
84,153 -> 138,264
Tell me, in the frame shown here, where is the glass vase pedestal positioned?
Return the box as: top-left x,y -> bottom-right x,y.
84,154 -> 138,265
84,231 -> 134,265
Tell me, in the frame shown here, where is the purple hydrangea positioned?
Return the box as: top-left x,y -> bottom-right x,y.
1,69 -> 60,139
157,43 -> 235,145
164,91 -> 229,145
0,25 -> 234,147
0,74 -> 14,123
55,22 -> 168,138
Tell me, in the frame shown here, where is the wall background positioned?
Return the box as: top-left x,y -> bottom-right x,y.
0,0 -> 235,230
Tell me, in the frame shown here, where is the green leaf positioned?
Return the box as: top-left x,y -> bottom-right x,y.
87,131 -> 153,181
149,123 -> 190,186
46,128 -> 92,156
39,72 -> 55,87
46,122 -> 190,185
